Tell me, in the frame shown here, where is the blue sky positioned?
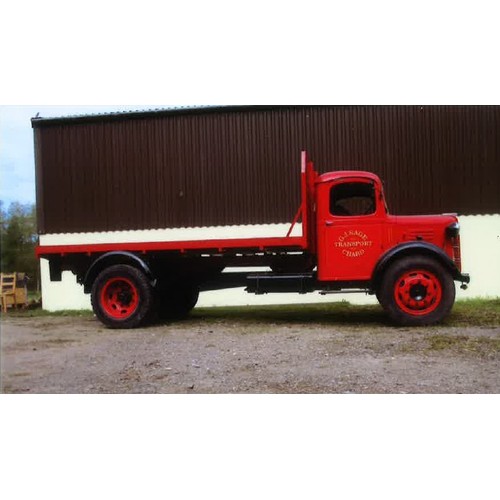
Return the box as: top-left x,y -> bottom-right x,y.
0,105 -> 171,207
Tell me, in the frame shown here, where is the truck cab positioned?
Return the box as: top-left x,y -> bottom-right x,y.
317,171 -> 386,282
315,169 -> 469,325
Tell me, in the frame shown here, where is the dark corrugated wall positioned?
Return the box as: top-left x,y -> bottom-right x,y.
34,106 -> 500,234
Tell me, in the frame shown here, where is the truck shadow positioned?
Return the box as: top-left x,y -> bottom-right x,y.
189,303 -> 390,327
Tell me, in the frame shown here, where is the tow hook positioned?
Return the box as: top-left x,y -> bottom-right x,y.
459,273 -> 471,290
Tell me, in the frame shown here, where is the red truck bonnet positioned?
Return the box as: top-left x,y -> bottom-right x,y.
387,213 -> 462,270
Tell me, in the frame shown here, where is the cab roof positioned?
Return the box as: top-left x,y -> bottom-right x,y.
317,171 -> 382,184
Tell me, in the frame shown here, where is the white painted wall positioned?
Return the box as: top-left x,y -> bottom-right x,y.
40,215 -> 500,312
40,259 -> 92,311
456,215 -> 500,300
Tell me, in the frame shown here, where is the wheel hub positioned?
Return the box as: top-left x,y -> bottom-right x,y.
395,270 -> 443,317
117,290 -> 133,306
100,277 -> 139,319
410,283 -> 427,302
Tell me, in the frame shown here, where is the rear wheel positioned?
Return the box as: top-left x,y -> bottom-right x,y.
379,256 -> 455,326
91,265 -> 153,329
157,283 -> 199,320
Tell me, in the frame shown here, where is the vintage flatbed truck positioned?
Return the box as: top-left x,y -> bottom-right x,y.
36,151 -> 470,329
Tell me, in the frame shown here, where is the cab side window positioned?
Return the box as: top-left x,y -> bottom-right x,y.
330,182 -> 376,217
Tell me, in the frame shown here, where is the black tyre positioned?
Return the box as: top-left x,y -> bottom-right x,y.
91,265 -> 154,329
157,283 -> 199,320
378,256 -> 456,327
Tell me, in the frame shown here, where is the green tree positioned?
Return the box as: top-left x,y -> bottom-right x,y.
0,201 -> 40,291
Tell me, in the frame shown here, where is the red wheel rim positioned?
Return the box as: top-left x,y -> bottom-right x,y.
100,277 -> 139,319
394,269 -> 443,317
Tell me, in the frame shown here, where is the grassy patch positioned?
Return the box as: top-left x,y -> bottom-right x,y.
192,299 -> 500,328
28,291 -> 42,302
2,309 -> 93,319
2,298 -> 499,328
40,338 -> 80,345
192,301 -> 388,327
428,335 -> 470,350
427,334 -> 500,356
443,299 -> 500,327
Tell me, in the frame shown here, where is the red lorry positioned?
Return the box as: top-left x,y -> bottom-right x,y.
37,152 -> 470,329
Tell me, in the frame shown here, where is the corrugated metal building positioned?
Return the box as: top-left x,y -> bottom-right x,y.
33,105 -> 500,235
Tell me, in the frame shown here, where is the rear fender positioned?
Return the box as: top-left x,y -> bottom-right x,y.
83,252 -> 155,293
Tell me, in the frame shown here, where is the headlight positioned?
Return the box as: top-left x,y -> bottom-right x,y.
446,222 -> 460,238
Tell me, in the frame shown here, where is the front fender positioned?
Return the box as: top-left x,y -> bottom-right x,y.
371,242 -> 466,291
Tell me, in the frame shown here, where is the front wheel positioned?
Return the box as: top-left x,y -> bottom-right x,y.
378,256 -> 456,327
91,265 -> 154,329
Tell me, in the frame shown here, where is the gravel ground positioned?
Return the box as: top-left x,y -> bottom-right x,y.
1,313 -> 499,394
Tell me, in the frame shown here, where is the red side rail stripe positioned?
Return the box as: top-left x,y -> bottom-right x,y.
37,236 -> 308,258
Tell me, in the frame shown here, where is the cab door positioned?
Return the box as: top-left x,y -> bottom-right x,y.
317,178 -> 384,282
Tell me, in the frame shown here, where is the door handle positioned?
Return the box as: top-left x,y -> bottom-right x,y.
325,221 -> 334,227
